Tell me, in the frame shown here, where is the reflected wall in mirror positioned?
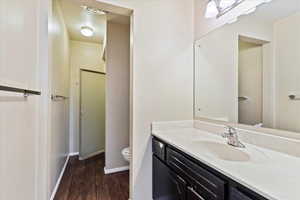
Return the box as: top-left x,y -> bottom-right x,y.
194,0 -> 300,133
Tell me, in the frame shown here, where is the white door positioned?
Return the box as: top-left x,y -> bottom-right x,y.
0,0 -> 44,200
0,0 -> 39,90
238,40 -> 263,125
80,70 -> 106,159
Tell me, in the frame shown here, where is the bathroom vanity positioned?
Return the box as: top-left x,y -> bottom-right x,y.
154,1 -> 300,199
153,137 -> 266,200
152,121 -> 300,200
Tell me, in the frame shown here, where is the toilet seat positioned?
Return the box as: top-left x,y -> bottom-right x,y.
122,147 -> 131,162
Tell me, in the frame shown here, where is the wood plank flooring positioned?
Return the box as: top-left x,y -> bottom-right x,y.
54,154 -> 129,200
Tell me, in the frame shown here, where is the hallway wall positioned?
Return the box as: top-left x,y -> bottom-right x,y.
105,21 -> 130,171
83,0 -> 194,199
49,0 -> 71,198
69,41 -> 105,153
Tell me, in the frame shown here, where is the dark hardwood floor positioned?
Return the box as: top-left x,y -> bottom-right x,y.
54,154 -> 129,200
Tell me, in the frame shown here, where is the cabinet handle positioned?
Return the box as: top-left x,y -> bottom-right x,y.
188,187 -> 205,200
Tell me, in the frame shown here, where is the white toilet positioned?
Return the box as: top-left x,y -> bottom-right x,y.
122,147 -> 131,162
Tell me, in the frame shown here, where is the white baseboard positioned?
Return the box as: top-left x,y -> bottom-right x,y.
104,166 -> 129,174
79,149 -> 104,160
49,155 -> 70,200
69,152 -> 79,156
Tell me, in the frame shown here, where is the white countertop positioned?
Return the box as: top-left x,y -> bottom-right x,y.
152,123 -> 300,200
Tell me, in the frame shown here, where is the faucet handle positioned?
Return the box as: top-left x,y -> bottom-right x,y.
222,126 -> 237,138
226,126 -> 237,133
223,126 -> 245,148
221,132 -> 229,138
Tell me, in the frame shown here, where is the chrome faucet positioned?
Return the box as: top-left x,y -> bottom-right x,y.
222,126 -> 245,148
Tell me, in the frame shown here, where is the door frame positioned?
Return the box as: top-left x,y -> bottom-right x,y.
44,1 -> 134,199
238,40 -> 264,125
79,69 -> 106,160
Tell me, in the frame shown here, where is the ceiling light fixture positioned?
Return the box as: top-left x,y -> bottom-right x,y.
81,5 -> 107,15
81,26 -> 94,37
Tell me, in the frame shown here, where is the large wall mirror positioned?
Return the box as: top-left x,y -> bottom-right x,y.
194,0 -> 300,134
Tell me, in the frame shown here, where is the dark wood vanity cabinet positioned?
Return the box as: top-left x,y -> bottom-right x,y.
187,187 -> 207,200
153,156 -> 187,200
229,188 -> 254,200
152,137 -> 268,200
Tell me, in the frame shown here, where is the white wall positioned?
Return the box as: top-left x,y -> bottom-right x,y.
48,0 -> 70,198
69,41 -> 105,153
195,27 -> 237,122
105,22 -> 130,170
92,0 -> 195,199
274,13 -> 300,132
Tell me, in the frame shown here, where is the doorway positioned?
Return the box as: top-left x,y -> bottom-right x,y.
238,38 -> 263,126
80,69 -> 106,160
51,0 -> 132,199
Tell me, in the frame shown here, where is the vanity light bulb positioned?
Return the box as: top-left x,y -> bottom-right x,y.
205,0 -> 219,18
219,0 -> 237,9
244,7 -> 256,15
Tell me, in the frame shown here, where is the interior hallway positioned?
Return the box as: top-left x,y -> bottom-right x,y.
54,154 -> 129,200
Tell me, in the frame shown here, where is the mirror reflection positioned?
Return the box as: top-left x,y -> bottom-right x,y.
194,0 -> 300,133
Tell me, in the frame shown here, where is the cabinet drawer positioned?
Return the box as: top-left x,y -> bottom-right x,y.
230,188 -> 254,200
152,138 -> 166,161
167,147 -> 225,200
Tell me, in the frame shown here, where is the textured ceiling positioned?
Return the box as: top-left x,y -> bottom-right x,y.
59,0 -> 130,44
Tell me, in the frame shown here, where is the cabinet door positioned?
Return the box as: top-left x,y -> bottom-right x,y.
187,187 -> 206,200
153,156 -> 187,200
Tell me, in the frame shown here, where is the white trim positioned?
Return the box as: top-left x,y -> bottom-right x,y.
79,149 -> 104,160
69,152 -> 79,156
104,166 -> 129,174
49,155 -> 70,200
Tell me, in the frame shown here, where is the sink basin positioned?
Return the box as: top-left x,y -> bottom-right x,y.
195,141 -> 251,162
